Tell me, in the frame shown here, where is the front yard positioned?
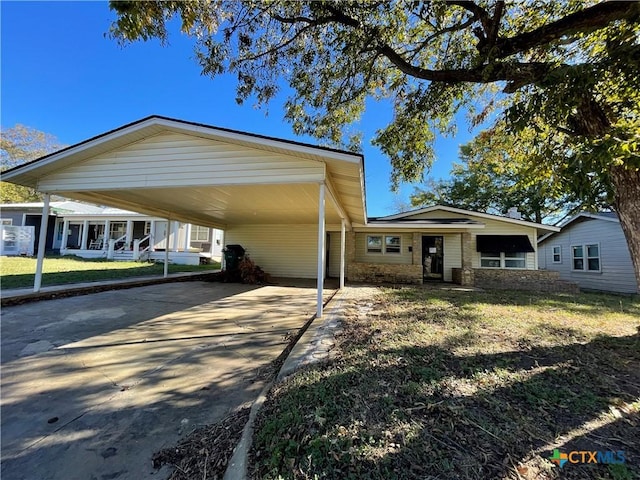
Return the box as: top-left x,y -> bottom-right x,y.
0,255 -> 221,290
251,287 -> 640,480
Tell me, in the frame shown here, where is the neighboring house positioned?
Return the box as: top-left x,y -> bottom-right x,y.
2,116 -> 575,315
538,212 -> 638,294
0,200 -> 223,264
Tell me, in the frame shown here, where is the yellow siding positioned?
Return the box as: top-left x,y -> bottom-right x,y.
443,234 -> 462,281
328,232 -> 342,277
471,219 -> 536,269
354,232 -> 413,264
225,224 -> 319,278
39,132 -> 325,191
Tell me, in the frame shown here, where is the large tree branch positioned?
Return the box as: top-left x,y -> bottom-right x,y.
495,1 -> 640,58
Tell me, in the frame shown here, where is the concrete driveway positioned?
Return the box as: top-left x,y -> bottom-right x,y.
1,281 -> 334,480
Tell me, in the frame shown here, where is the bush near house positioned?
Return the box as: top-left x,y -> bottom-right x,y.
251,287 -> 640,480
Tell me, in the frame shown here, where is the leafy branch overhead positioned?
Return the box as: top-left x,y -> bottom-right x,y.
109,1 -> 640,284
110,1 -> 639,180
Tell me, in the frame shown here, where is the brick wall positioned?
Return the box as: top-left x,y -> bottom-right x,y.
471,268 -> 579,293
349,262 -> 422,284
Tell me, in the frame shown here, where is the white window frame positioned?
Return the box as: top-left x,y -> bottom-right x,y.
572,243 -> 601,272
552,245 -> 562,263
190,225 -> 209,242
480,251 -> 527,269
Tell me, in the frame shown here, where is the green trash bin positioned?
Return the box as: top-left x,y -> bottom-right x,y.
223,244 -> 245,272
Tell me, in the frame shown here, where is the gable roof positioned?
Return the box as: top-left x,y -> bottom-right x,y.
374,205 -> 560,233
2,116 -> 367,228
538,212 -> 619,244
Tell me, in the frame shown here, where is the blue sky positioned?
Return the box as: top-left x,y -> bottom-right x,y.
2,1 -> 477,217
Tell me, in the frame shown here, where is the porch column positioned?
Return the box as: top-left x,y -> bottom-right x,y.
316,183 -> 326,318
103,220 -> 110,250
340,219 -> 346,289
61,219 -> 69,251
460,231 -> 474,286
209,228 -> 215,257
81,220 -> 89,250
149,220 -> 155,251
172,221 -> 180,252
164,219 -> 171,277
184,223 -> 192,251
125,220 -> 133,249
34,193 -> 50,292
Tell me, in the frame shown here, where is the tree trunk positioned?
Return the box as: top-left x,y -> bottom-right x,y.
610,165 -> 640,291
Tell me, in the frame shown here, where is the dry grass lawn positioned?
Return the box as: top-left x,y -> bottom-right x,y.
251,286 -> 640,480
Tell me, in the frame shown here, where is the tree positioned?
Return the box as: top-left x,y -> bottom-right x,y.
411,122 -> 612,224
108,1 -> 640,284
1,125 -> 64,203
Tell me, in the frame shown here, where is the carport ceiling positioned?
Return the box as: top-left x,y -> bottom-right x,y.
2,116 -> 366,229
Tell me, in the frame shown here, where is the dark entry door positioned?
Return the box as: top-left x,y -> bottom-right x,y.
422,236 -> 444,281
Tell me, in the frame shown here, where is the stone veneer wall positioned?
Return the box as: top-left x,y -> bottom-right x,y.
349,262 -> 423,284
470,268 -> 579,294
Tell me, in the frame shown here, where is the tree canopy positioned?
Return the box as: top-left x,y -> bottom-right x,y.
1,125 -> 64,203
109,1 -> 640,283
410,122 -> 612,224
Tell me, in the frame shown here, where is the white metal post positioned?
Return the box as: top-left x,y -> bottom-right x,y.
316,183 -> 325,318
34,193 -> 50,292
340,219 -> 346,289
103,220 -> 110,251
164,219 -> 171,277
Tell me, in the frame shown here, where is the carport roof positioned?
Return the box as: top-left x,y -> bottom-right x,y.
2,116 -> 367,229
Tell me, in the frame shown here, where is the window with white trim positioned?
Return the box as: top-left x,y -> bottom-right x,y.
190,225 -> 209,242
480,251 -> 527,268
572,243 -> 600,272
552,245 -> 562,263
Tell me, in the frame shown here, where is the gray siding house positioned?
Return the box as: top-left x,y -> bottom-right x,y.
538,213 -> 638,294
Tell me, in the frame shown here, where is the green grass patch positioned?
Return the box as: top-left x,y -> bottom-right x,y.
251,287 -> 640,480
0,255 -> 220,289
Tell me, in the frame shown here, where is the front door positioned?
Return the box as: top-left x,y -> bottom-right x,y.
422,236 -> 444,281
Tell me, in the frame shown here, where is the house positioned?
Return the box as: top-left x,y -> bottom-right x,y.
0,200 -> 223,264
2,115 -> 570,316
538,212 -> 638,294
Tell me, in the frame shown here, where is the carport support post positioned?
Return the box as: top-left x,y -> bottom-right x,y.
34,193 -> 50,292
316,183 -> 325,318
164,219 -> 171,277
340,219 -> 346,289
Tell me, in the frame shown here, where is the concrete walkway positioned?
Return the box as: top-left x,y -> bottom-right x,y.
1,280 -> 336,480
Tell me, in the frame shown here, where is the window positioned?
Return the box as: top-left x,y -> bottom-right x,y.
552,245 -> 562,263
144,222 -> 151,235
480,252 -> 501,268
367,235 -> 382,254
504,251 -> 526,268
572,243 -> 600,272
1,219 -> 12,225
481,251 -> 527,269
109,222 -> 126,240
191,225 -> 209,242
385,236 -> 401,254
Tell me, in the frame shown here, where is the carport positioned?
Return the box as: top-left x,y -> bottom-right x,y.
2,116 -> 366,317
